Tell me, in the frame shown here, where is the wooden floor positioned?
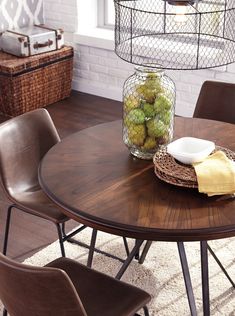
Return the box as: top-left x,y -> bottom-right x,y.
0,91 -> 122,261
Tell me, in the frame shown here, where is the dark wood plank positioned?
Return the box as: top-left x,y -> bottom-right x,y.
0,91 -> 122,261
46,91 -> 122,138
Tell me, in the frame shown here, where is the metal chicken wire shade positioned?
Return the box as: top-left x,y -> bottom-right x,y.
114,0 -> 235,70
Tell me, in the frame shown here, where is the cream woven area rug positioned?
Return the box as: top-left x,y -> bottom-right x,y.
1,228 -> 235,315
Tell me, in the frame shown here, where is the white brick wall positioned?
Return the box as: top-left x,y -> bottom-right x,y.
43,0 -> 78,32
43,0 -> 235,117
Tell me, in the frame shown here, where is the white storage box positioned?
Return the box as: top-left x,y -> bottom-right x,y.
0,25 -> 64,57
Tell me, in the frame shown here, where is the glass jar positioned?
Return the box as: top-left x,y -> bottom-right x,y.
123,65 -> 176,160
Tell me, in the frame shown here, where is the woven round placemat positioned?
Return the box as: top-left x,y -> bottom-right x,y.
153,146 -> 235,188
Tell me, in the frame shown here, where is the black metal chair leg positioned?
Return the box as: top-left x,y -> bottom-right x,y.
87,229 -> 98,268
60,224 -> 132,268
143,306 -> 150,316
201,241 -> 210,316
3,206 -> 13,255
3,308 -> 7,316
139,241 -> 152,264
56,223 -> 66,257
207,244 -> 235,288
177,242 -> 197,316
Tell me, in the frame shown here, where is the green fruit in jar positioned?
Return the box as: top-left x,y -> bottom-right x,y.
158,110 -> 172,125
136,85 -> 155,104
128,123 -> 146,146
146,118 -> 168,138
141,136 -> 157,150
146,73 -> 157,79
124,95 -> 140,112
126,108 -> 145,124
145,74 -> 162,90
136,74 -> 163,103
142,102 -> 156,118
154,95 -> 171,114
158,133 -> 171,145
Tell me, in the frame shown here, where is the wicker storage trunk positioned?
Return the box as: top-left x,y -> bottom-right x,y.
0,46 -> 73,116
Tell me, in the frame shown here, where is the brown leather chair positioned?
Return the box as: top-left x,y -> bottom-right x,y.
0,253 -> 151,316
0,109 -> 129,266
193,80 -> 235,124
0,109 -> 87,257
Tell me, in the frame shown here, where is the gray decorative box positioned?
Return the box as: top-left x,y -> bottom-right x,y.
0,25 -> 64,57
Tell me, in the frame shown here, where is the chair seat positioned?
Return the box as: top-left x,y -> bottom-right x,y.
46,257 -> 151,316
12,188 -> 69,223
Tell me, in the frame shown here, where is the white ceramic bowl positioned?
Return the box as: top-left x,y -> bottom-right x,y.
167,137 -> 215,165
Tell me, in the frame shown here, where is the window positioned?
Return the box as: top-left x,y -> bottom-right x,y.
98,0 -> 115,28
75,0 -> 115,51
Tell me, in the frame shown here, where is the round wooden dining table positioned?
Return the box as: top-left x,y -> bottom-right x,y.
39,117 -> 235,316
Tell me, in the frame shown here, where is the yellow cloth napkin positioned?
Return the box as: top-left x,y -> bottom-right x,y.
193,151 -> 235,196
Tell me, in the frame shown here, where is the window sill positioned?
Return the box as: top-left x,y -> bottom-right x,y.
73,28 -> 114,51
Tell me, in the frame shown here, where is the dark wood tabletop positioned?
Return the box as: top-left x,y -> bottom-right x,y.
39,117 -> 235,242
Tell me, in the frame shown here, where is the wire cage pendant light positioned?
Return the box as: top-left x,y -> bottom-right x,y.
114,0 -> 235,70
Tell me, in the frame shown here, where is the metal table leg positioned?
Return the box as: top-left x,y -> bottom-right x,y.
177,242 -> 197,316
134,239 -> 140,260
87,229 -> 98,267
201,241 -> 210,316
123,237 -> 130,256
139,241 -> 152,264
207,244 -> 235,288
116,240 -> 144,280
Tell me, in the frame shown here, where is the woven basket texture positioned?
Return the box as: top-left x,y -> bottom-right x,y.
0,46 -> 73,116
153,146 -> 235,188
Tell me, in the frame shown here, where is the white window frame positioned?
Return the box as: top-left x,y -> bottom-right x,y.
98,0 -> 115,29
74,0 -> 114,51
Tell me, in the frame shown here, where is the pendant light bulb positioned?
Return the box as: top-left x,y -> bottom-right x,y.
174,5 -> 187,24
